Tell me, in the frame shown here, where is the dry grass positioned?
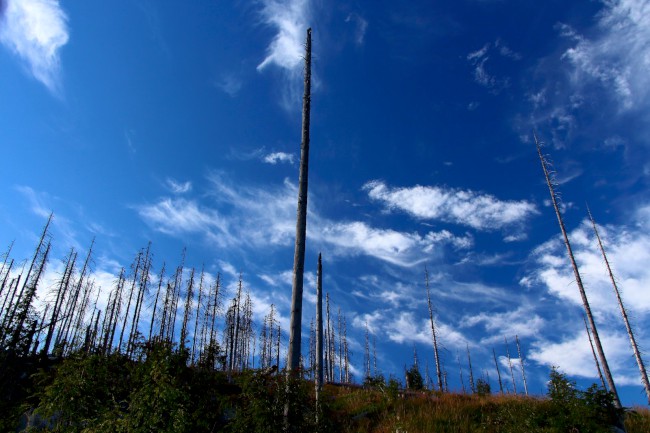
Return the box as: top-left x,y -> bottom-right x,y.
322,386 -> 650,433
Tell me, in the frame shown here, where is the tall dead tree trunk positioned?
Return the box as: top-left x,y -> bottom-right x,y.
535,133 -> 622,409
584,314 -> 607,390
149,262 -> 166,341
493,348 -> 504,394
287,27 -> 312,375
588,207 -> 650,404
42,250 -> 76,356
315,254 -> 323,396
466,344 -> 475,394
504,336 -> 517,394
425,266 -> 443,391
515,335 -> 529,396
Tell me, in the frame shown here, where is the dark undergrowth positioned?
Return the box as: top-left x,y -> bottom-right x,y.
1,346 -> 649,433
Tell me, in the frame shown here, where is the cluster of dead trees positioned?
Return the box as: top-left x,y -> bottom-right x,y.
0,220 -> 361,387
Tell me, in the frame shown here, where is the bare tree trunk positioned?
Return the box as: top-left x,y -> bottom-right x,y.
457,352 -> 466,394
106,268 -> 126,355
466,344 -> 475,394
515,335 -> 529,396
118,252 -> 141,353
493,348 -> 504,394
42,250 -> 76,356
364,320 -> 370,380
315,254 -> 323,393
504,336 -> 517,394
425,266 -> 443,391
584,314 -> 607,390
588,207 -> 650,404
535,133 -> 622,409
149,263 -> 165,341
287,27 -> 312,375
191,266 -> 205,365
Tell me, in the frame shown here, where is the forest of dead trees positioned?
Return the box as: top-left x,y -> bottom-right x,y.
1,29 -> 649,409
0,219 -> 360,385
0,211 -> 551,395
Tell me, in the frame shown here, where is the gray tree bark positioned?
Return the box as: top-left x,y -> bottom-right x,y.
287,27 -> 312,375
535,132 -> 622,409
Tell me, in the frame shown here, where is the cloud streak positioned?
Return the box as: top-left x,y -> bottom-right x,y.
257,0 -> 309,72
136,175 -> 472,267
263,152 -> 295,165
0,0 -> 69,94
364,180 -> 537,231
559,0 -> 650,111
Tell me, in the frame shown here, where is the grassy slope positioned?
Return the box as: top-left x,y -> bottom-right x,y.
2,351 -> 649,432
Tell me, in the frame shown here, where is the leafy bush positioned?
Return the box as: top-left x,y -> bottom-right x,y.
475,378 -> 491,397
543,367 -> 625,432
405,365 -> 423,390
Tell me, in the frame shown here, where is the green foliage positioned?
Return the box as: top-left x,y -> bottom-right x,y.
475,378 -> 491,397
119,343 -> 191,433
228,371 -> 318,433
30,352 -> 131,432
406,365 -> 423,390
363,374 -> 385,389
7,354 -> 650,433
542,367 -> 625,432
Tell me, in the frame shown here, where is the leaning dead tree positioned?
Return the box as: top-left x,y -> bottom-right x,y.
287,27 -> 312,376
535,132 -> 622,409
588,207 -> 650,404
584,314 -> 607,390
515,335 -> 529,396
424,266 -> 443,391
493,348 -> 504,394
504,337 -> 517,394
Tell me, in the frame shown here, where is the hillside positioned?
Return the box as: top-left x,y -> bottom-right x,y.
2,345 -> 649,433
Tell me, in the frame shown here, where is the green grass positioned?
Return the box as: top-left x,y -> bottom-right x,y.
2,350 -> 649,432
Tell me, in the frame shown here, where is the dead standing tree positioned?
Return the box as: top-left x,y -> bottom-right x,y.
287,27 -> 312,377
535,132 -> 622,409
315,254 -> 323,418
425,266 -> 443,391
588,207 -> 650,404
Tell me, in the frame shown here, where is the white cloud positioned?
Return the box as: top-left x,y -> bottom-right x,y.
462,306 -> 546,344
528,329 -> 641,386
257,0 -> 311,110
138,175 -> 470,268
0,0 -> 69,94
466,40 -> 517,93
528,214 -> 650,316
382,312 -> 467,350
257,0 -> 309,72
165,178 -> 192,194
345,13 -> 368,46
136,197 -> 234,246
364,180 -> 537,231
317,221 -> 470,267
559,0 -> 650,111
215,74 -> 243,97
263,151 -> 295,165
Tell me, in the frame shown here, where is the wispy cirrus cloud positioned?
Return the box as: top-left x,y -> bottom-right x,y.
136,174 -> 471,267
0,0 -> 69,94
527,210 -> 650,316
364,180 -> 537,231
257,0 -> 311,110
257,0 -> 310,72
559,0 -> 650,111
164,178 -> 192,194
263,151 -> 294,165
345,13 -> 368,46
466,39 -> 519,94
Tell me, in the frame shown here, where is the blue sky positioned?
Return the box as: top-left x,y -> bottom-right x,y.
2,0 -> 650,405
